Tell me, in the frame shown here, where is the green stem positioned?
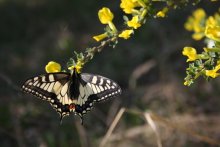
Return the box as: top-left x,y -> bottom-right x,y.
204,47 -> 220,52
108,22 -> 118,33
82,37 -> 118,64
137,0 -> 147,8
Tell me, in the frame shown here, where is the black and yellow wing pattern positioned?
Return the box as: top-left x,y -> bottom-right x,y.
22,71 -> 121,122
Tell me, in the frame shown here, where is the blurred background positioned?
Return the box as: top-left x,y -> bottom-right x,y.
1,0 -> 220,147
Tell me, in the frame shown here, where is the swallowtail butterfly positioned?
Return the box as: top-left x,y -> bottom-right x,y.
22,68 -> 121,123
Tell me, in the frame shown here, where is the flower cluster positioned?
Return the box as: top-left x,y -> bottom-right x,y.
45,0 -> 151,74
44,0 -> 203,75
183,8 -> 220,86
184,9 -> 206,40
93,0 -> 148,41
45,53 -> 85,74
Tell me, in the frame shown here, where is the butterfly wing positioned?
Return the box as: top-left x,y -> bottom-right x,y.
74,73 -> 121,116
22,72 -> 122,122
22,72 -> 76,118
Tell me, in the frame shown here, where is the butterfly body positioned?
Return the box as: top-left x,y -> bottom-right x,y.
22,69 -> 121,122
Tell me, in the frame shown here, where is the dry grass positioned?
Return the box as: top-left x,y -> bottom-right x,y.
99,108 -> 220,147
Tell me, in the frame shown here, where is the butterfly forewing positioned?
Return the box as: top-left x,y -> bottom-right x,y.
81,73 -> 121,101
22,72 -> 75,117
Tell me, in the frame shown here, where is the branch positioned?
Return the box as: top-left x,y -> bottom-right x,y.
0,72 -> 21,92
99,107 -> 125,147
82,37 -> 117,64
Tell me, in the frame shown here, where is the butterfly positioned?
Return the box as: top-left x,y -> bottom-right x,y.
22,68 -> 121,123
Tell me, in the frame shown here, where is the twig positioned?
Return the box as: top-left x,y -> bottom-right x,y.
83,37 -> 117,64
99,107 -> 125,147
105,124 -> 149,141
129,59 -> 156,90
144,112 -> 162,147
0,72 -> 21,92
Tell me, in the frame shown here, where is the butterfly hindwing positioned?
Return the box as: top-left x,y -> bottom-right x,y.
73,73 -> 121,116
81,73 -> 121,102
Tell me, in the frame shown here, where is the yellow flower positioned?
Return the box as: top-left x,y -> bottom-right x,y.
156,7 -> 168,18
192,9 -> 206,32
182,47 -> 198,62
184,81 -> 190,86
98,7 -> 114,24
205,25 -> 220,42
193,8 -> 206,22
184,8 -> 206,40
192,33 -> 204,40
205,64 -> 220,78
68,61 -> 83,73
156,11 -> 165,18
214,13 -> 220,23
98,7 -> 117,32
75,64 -> 82,73
206,16 -> 217,27
93,33 -> 108,42
120,0 -> 140,14
45,61 -> 61,73
184,16 -> 194,31
118,29 -> 134,39
127,16 -> 141,29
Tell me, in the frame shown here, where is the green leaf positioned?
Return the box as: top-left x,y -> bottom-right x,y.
67,58 -> 76,68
